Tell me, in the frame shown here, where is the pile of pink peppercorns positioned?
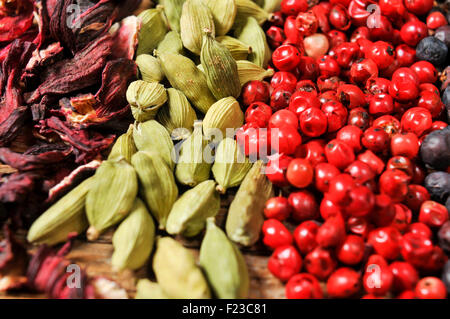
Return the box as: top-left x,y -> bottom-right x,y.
236,0 -> 450,299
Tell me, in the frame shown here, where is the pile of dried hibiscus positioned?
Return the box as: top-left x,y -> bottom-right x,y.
0,0 -> 142,227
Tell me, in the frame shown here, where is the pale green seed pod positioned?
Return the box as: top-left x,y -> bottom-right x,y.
86,159 -> 138,241
263,0 -> 282,13
153,237 -> 211,299
135,279 -> 169,299
137,8 -> 168,55
201,0 -> 237,36
202,97 -> 244,139
133,120 -> 175,170
233,0 -> 270,28
108,124 -> 137,163
111,198 -> 155,271
166,180 -> 220,237
157,30 -> 185,55
180,0 -> 215,55
156,88 -> 197,140
201,30 -> 241,100
234,17 -> 271,68
200,218 -> 250,298
131,152 -> 178,229
157,51 -> 216,113
217,36 -> 252,61
212,137 -> 252,194
226,160 -> 274,246
160,0 -> 185,33
135,54 -> 164,83
236,60 -> 274,86
27,177 -> 94,246
126,80 -> 167,122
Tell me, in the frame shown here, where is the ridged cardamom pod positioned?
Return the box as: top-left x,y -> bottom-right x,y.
234,17 -> 271,68
263,0 -> 282,13
236,60 -> 274,86
199,218 -> 250,299
135,279 -> 168,299
201,0 -> 237,36
111,198 -> 155,271
157,30 -> 185,55
217,36 -> 252,61
160,0 -> 185,33
201,29 -> 241,100
27,177 -> 94,246
108,124 -> 137,163
233,0 -> 270,28
156,88 -> 197,141
226,160 -> 274,246
137,8 -> 168,55
180,0 -> 215,55
212,137 -> 252,194
86,159 -> 138,241
157,51 -> 216,113
175,121 -> 213,186
127,80 -> 167,122
133,120 -> 175,170
131,152 -> 178,229
153,237 -> 211,299
166,180 -> 220,237
202,97 -> 244,138
135,54 -> 164,83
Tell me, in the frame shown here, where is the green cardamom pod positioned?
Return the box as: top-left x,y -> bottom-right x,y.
180,0 -> 215,55
263,0 -> 282,13
233,0 -> 270,28
236,59 -> 274,86
217,36 -> 252,60
131,152 -> 178,229
201,0 -> 237,36
166,180 -> 220,237
157,51 -> 216,113
133,120 -> 175,170
203,97 -> 244,139
153,237 -> 211,299
127,81 -> 167,122
201,29 -> 241,100
108,124 -> 137,163
157,30 -> 185,55
156,88 -> 197,141
86,159 -> 138,241
135,54 -> 164,83
137,8 -> 168,55
212,137 -> 252,194
111,198 -> 155,271
27,177 -> 94,246
235,17 -> 271,68
175,121 -> 213,186
160,0 -> 185,33
135,279 -> 169,299
226,160 -> 274,246
200,218 -> 250,298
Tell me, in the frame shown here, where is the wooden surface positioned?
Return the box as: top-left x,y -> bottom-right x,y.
0,193 -> 286,299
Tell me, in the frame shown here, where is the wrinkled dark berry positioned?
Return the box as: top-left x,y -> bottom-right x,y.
443,261 -> 450,294
443,86 -> 450,120
424,172 -> 450,203
420,129 -> 450,170
446,197 -> 450,215
435,25 -> 450,48
416,36 -> 448,67
439,221 -> 450,252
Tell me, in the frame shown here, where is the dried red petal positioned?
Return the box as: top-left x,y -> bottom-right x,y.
0,0 -> 34,42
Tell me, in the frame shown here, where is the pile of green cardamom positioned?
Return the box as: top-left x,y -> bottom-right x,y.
26,0 -> 281,299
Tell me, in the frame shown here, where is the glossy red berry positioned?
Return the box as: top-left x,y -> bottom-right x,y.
262,219 -> 294,250
404,0 -> 433,16
357,150 -> 385,175
369,93 -> 394,116
368,227 -> 402,260
400,20 -> 428,46
304,247 -> 337,280
281,0 -> 308,16
386,156 -> 414,178
272,44 -> 302,71
345,160 -> 376,185
245,102 -> 273,127
268,245 -> 303,281
288,191 -> 319,222
415,277 -> 448,299
272,125 -> 302,155
266,26 -> 286,49
325,140 -> 355,170
297,56 -> 320,80
410,61 -> 437,84
317,55 -> 341,77
317,214 -> 346,248
347,107 -> 370,130
389,261 -> 419,292
390,132 -> 419,159
349,58 -> 378,85
286,159 -> 314,188
426,11 -> 448,29
271,71 -> 297,91
285,273 -> 323,299
314,163 -> 340,193
299,107 -> 328,137
370,194 -> 396,227
321,101 -> 348,132
264,196 -> 292,221
327,29 -> 348,48
293,221 -> 319,255
266,154 -> 293,187
336,235 -> 365,265
236,122 -> 270,159
294,140 -> 327,167
395,44 -> 416,67
329,4 -> 351,30
296,11 -> 319,37
270,86 -> 292,111
284,15 -> 301,45
366,41 -> 395,70
418,201 -> 449,228
366,77 -> 391,95
417,91 -> 444,119
407,222 -> 432,239
269,109 -> 299,130
327,268 -> 361,298
401,233 -> 433,267
345,186 -> 375,217
401,107 -> 432,137
336,125 -> 363,153
337,83 -> 366,109
379,0 -> 407,19
379,169 -> 410,202
289,91 -> 321,116
241,81 -> 270,107
362,255 -> 393,296
362,127 -> 390,153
